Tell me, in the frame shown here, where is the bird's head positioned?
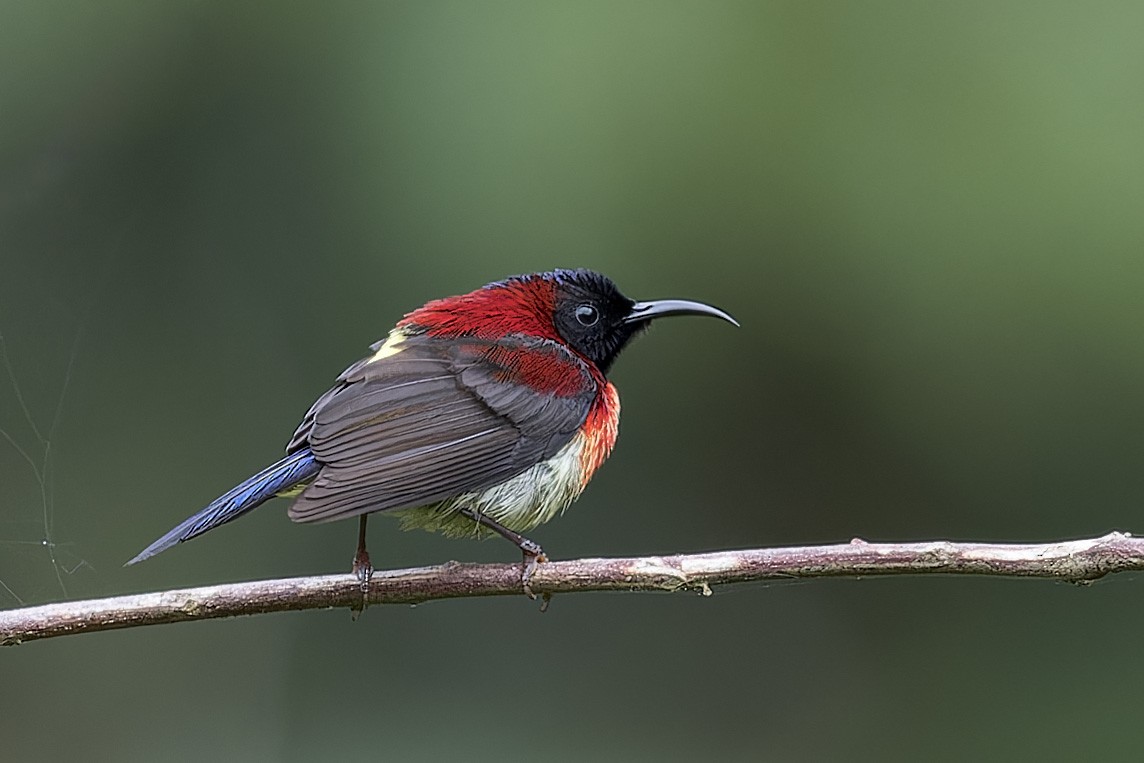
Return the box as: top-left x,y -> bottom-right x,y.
400,268 -> 738,373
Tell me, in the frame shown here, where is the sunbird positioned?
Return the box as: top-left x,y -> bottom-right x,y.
127,269 -> 737,593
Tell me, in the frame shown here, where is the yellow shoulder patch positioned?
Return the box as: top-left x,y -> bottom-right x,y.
368,331 -> 407,363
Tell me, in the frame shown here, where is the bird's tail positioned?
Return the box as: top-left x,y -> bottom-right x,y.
125,448 -> 321,565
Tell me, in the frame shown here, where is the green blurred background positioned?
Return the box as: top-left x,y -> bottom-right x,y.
3,1 -> 1144,759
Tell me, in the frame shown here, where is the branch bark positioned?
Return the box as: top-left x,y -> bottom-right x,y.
3,531 -> 1142,646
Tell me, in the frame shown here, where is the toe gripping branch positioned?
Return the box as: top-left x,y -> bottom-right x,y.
458,508 -> 549,600
352,515 -> 373,585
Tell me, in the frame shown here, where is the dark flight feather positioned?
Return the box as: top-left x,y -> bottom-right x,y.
286,333 -> 597,524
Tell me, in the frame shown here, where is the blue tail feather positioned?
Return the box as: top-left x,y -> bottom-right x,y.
126,448 -> 320,565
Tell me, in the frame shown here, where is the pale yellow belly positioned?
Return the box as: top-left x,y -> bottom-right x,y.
393,433 -> 590,538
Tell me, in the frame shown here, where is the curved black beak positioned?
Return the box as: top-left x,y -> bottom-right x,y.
623,298 -> 739,327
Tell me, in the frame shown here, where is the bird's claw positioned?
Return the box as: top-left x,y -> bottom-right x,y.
454,506 -> 550,605
352,548 -> 373,593
520,548 -> 548,600
349,549 -> 373,621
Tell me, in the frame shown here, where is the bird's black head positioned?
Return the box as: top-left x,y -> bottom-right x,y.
546,268 -> 738,373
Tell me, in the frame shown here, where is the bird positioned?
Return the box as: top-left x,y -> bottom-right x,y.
126,268 -> 737,595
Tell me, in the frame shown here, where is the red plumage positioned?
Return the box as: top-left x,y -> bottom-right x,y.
579,382 -> 621,488
481,342 -> 599,398
399,276 -> 562,343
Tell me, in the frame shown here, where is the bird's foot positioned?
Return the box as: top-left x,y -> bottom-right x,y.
349,549 -> 373,621
455,507 -> 549,605
352,514 -> 373,596
351,547 -> 373,592
519,539 -> 548,600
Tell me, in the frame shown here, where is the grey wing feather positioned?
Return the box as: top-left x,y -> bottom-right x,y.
286,335 -> 595,524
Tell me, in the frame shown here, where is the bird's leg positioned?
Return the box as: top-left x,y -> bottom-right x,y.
351,514 -> 373,592
458,508 -> 548,599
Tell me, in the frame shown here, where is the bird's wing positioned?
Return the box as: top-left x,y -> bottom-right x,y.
286,334 -> 597,524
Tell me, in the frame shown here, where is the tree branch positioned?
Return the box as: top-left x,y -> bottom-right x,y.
3,531 -> 1142,646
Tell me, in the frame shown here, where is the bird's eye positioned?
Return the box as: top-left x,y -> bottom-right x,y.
575,304 -> 600,326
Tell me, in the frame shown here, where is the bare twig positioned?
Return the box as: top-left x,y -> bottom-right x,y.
3,531 -> 1142,646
